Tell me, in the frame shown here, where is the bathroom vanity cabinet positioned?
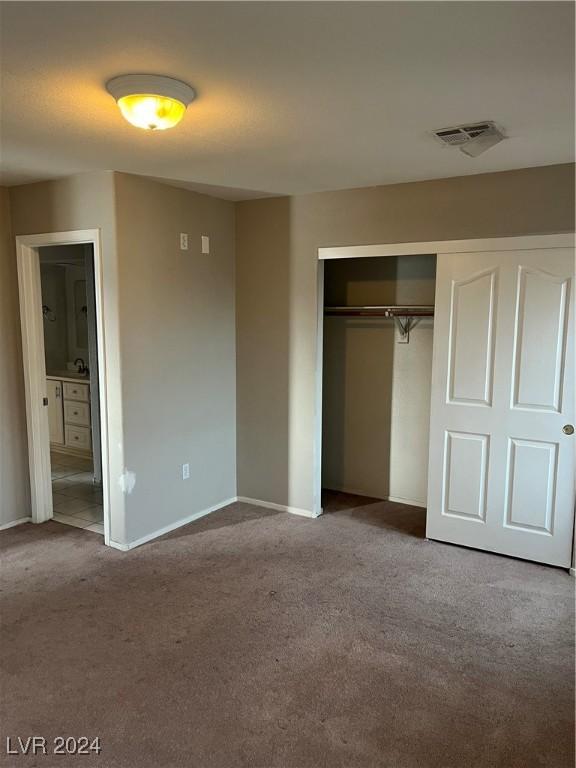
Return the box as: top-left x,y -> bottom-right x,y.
46,376 -> 92,456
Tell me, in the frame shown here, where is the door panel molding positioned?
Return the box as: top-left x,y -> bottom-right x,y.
447,268 -> 497,407
442,430 -> 489,522
511,266 -> 570,413
504,437 -> 558,536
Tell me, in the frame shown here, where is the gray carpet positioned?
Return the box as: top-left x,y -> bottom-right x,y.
1,494 -> 574,768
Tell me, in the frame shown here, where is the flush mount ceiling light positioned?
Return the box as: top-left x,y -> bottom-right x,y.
106,74 -> 196,131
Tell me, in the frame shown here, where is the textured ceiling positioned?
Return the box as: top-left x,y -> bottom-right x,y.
0,1 -> 574,200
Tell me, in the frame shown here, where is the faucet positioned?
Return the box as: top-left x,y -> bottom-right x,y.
74,358 -> 89,376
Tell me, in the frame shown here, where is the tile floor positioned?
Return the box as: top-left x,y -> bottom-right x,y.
51,452 -> 104,535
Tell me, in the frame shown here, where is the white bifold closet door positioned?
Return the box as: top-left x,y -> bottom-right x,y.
427,247 -> 574,567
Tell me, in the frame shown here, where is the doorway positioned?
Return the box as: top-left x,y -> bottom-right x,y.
40,244 -> 103,534
17,230 -> 111,543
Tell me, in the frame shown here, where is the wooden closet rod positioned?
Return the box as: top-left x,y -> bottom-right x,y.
324,305 -> 434,317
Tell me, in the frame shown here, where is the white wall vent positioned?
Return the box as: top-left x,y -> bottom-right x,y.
432,121 -> 505,157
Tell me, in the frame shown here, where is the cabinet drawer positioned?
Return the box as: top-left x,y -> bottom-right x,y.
63,381 -> 89,402
65,424 -> 91,451
64,400 -> 90,427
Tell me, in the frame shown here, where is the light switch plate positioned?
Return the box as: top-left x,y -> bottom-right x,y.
201,235 -> 210,254
182,463 -> 190,480
180,233 -> 189,251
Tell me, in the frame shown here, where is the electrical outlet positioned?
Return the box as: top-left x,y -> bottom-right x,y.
201,235 -> 210,254
182,463 -> 190,480
180,233 -> 189,251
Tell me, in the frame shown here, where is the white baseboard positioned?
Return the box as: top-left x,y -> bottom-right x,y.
51,444 -> 92,459
107,494 -> 321,552
107,497 -> 238,551
386,494 -> 427,509
237,496 -> 320,519
324,486 -> 426,509
0,516 -> 32,531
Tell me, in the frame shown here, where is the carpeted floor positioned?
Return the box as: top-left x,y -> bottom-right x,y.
1,493 -> 574,768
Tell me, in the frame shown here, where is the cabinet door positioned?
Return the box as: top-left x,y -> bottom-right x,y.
46,379 -> 64,445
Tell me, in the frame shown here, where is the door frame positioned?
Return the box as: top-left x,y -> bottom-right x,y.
315,234 -> 575,566
16,229 -> 112,544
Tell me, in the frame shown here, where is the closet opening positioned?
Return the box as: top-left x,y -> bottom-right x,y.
320,253 -> 436,526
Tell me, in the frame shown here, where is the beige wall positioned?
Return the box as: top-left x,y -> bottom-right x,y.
3,164 -> 575,541
235,198 -> 291,504
236,163 -> 576,512
9,172 -> 127,542
0,188 -> 30,525
322,254 -> 435,503
114,174 -> 237,543
8,172 -> 237,546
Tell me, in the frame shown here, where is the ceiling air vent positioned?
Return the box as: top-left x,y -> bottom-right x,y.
432,121 -> 505,157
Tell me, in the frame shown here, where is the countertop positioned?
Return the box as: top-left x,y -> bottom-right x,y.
47,373 -> 90,384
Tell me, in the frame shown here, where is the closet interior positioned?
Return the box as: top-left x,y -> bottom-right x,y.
322,253 -> 437,509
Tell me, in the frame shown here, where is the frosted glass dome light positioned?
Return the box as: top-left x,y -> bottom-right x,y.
106,74 -> 196,131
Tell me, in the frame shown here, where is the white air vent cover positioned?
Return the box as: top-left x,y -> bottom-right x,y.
432,121 -> 505,157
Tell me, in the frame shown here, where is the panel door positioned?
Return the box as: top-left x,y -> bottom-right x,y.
46,379 -> 64,445
427,248 -> 574,567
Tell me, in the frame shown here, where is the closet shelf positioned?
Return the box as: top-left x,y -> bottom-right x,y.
324,305 -> 434,317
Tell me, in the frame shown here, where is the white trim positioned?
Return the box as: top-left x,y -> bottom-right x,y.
0,517 -> 33,531
50,444 -> 92,459
386,495 -> 426,509
17,245 -> 53,523
313,260 -> 325,517
108,494 -> 321,552
318,234 -> 575,260
237,496 -> 320,518
107,497 -> 238,551
16,230 -> 113,546
570,567 -> 576,577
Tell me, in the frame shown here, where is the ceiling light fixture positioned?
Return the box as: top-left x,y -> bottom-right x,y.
106,74 -> 196,131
